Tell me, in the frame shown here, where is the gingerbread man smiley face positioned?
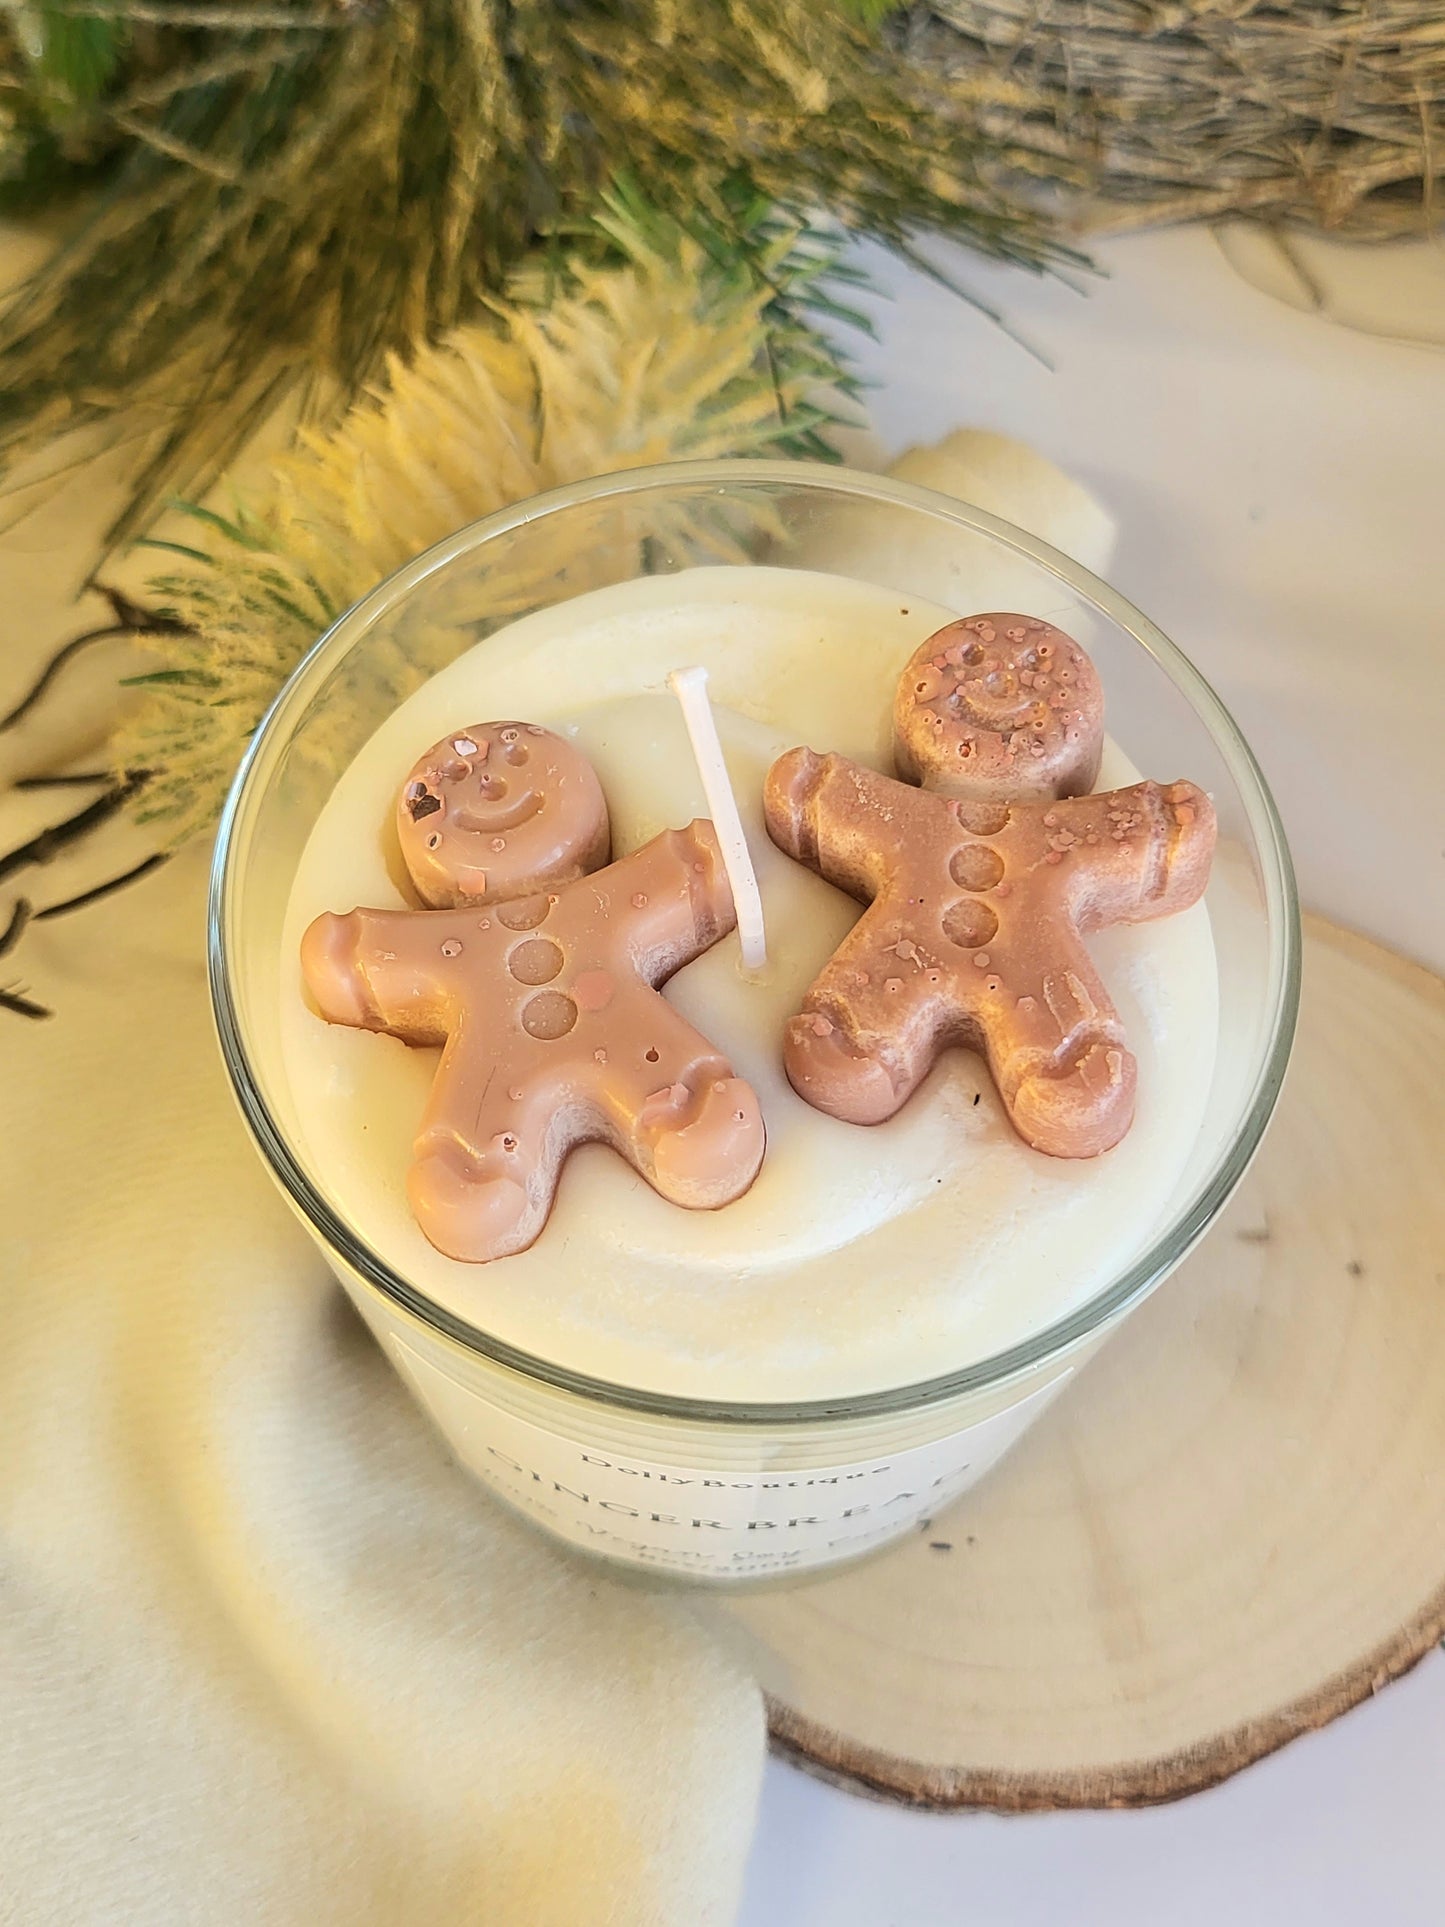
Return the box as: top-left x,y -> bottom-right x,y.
397,722 -> 610,907
894,615 -> 1104,802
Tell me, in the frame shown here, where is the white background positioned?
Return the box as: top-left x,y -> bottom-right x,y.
738,225 -> 1445,1925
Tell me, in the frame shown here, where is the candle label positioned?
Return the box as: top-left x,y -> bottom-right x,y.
386,1335 -> 1071,1579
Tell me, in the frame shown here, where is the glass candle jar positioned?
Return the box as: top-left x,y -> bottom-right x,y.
210,461 -> 1299,1587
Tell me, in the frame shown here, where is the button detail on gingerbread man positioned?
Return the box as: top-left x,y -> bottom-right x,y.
764,616 -> 1216,1158
301,723 -> 766,1262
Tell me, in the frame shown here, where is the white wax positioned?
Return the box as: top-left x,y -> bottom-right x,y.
281,567 -> 1218,1401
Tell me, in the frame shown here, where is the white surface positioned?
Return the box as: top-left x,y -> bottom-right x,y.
739,224 -> 1445,1924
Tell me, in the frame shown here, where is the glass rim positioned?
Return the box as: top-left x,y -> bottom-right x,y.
209,456 -> 1301,1426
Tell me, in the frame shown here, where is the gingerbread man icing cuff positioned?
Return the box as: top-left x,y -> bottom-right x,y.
764,615 -> 1216,1158
302,723 -> 765,1263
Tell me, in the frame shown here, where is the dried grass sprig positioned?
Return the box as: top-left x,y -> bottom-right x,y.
912,0 -> 1445,236
0,0 -> 1068,547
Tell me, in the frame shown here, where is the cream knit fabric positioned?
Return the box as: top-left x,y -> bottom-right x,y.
0,838 -> 766,1925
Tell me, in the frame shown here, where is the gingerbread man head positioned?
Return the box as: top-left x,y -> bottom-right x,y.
893,614 -> 1104,804
397,722 -> 610,908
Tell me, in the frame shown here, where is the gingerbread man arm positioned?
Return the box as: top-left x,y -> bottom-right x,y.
301,906 -> 462,1047
1046,780 -> 1216,929
597,821 -> 738,979
764,749 -> 916,904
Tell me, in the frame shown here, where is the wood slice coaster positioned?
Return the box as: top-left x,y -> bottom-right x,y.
720,917 -> 1445,1810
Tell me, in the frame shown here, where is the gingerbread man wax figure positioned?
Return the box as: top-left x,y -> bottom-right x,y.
301,723 -> 765,1263
764,615 -> 1217,1158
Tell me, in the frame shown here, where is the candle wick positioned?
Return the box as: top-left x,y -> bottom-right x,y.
667,665 -> 768,973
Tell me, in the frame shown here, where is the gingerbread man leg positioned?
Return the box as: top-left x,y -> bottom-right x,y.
593,990 -> 765,1210
407,1041 -> 568,1262
784,915 -> 946,1126
977,945 -> 1137,1158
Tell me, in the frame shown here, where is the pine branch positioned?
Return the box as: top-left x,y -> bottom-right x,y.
0,897 -> 33,957
0,0 -> 1074,543
33,850 -> 168,915
0,585 -> 186,731
13,770 -> 115,789
0,985 -> 51,1019
0,768 -> 149,887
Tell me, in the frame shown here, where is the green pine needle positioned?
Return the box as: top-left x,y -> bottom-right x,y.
832,0 -> 905,23
31,6 -> 128,102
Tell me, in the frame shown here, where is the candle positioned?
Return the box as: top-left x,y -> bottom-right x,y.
281,565 -> 1218,1411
